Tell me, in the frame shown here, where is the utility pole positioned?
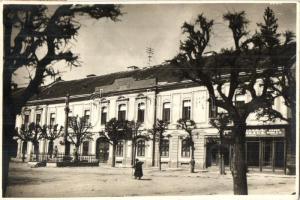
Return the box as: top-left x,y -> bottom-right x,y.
64,93 -> 70,156
146,47 -> 154,67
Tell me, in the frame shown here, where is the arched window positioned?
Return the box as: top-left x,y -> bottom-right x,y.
137,103 -> 145,123
101,107 -> 107,125
182,100 -> 191,120
162,102 -> 171,122
181,139 -> 190,157
116,141 -> 124,157
137,140 -> 145,157
118,104 -> 126,121
161,139 -> 169,157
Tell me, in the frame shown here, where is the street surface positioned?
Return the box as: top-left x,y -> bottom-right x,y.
6,162 -> 296,197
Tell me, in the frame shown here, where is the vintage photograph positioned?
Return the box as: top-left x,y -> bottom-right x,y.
2,2 -> 297,197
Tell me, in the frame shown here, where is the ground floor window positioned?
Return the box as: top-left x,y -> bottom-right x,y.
82,141 -> 89,156
137,140 -> 145,157
181,139 -> 190,157
161,139 -> 169,157
116,141 -> 124,157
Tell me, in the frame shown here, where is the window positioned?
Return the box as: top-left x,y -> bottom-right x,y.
118,104 -> 126,121
161,139 -> 169,157
235,94 -> 245,109
68,111 -> 73,127
24,114 -> 30,128
181,139 -> 190,157
116,141 -> 124,157
82,141 -> 89,156
137,103 -> 145,123
35,114 -> 41,125
84,110 -> 90,126
162,102 -> 171,122
209,100 -> 218,118
182,100 -> 191,120
50,113 -> 55,127
137,140 -> 145,157
101,107 -> 107,125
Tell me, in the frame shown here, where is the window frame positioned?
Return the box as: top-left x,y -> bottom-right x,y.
181,138 -> 191,158
136,140 -> 146,157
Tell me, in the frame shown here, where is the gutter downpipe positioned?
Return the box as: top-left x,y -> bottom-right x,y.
152,78 -> 158,167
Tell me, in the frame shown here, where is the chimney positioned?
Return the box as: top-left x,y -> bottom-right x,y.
11,83 -> 18,90
56,77 -> 62,82
87,74 -> 96,78
127,66 -> 139,70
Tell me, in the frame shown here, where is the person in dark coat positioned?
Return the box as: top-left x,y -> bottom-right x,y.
133,159 -> 143,180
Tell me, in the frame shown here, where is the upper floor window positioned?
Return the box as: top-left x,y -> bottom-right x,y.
84,110 -> 90,126
118,104 -> 126,121
182,100 -> 191,120
35,113 -> 41,125
162,102 -> 171,122
209,100 -> 218,118
137,140 -> 145,157
24,114 -> 30,128
161,139 -> 169,157
181,139 -> 190,157
137,103 -> 145,123
50,113 -> 55,127
101,107 -> 107,125
235,94 -> 245,110
116,141 -> 124,157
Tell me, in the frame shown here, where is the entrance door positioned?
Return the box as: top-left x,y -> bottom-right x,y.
96,138 -> 109,163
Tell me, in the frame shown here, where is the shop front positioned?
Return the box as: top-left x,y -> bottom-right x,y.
205,125 -> 287,173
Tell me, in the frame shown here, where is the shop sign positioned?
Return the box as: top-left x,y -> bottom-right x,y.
224,128 -> 285,137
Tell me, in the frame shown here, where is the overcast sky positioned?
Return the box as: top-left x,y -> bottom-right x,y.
13,3 -> 296,86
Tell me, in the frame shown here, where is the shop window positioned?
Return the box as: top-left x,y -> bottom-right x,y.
181,139 -> 190,157
116,141 -> 124,157
182,100 -> 191,120
137,140 -> 145,157
137,103 -> 145,123
246,141 -> 260,166
118,104 -> 126,121
160,139 -> 169,157
162,102 -> 171,122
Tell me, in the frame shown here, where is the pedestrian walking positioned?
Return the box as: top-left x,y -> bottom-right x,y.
133,159 -> 143,180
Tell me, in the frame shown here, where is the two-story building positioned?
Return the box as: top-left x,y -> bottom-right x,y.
14,64 -> 290,172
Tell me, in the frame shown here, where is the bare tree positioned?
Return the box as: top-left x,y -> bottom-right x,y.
100,118 -> 130,167
176,119 -> 196,173
171,8 -> 295,194
14,122 -> 43,160
209,113 -> 230,175
127,121 -> 148,165
3,5 -> 121,195
40,124 -> 63,157
148,119 -> 169,171
68,116 -> 94,162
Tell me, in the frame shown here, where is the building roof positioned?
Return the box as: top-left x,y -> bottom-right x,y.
14,42 -> 295,104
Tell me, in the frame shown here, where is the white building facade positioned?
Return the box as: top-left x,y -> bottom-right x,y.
14,67 -> 289,172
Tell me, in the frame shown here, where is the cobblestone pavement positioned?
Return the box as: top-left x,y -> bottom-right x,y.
6,162 -> 296,197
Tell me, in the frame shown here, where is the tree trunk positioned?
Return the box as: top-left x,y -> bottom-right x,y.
73,146 -> 79,162
190,142 -> 195,173
112,143 -> 116,167
33,142 -> 40,161
286,102 -> 296,175
158,135 -> 161,171
152,134 -> 156,167
131,140 -> 136,166
231,121 -> 248,195
2,100 -> 18,197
